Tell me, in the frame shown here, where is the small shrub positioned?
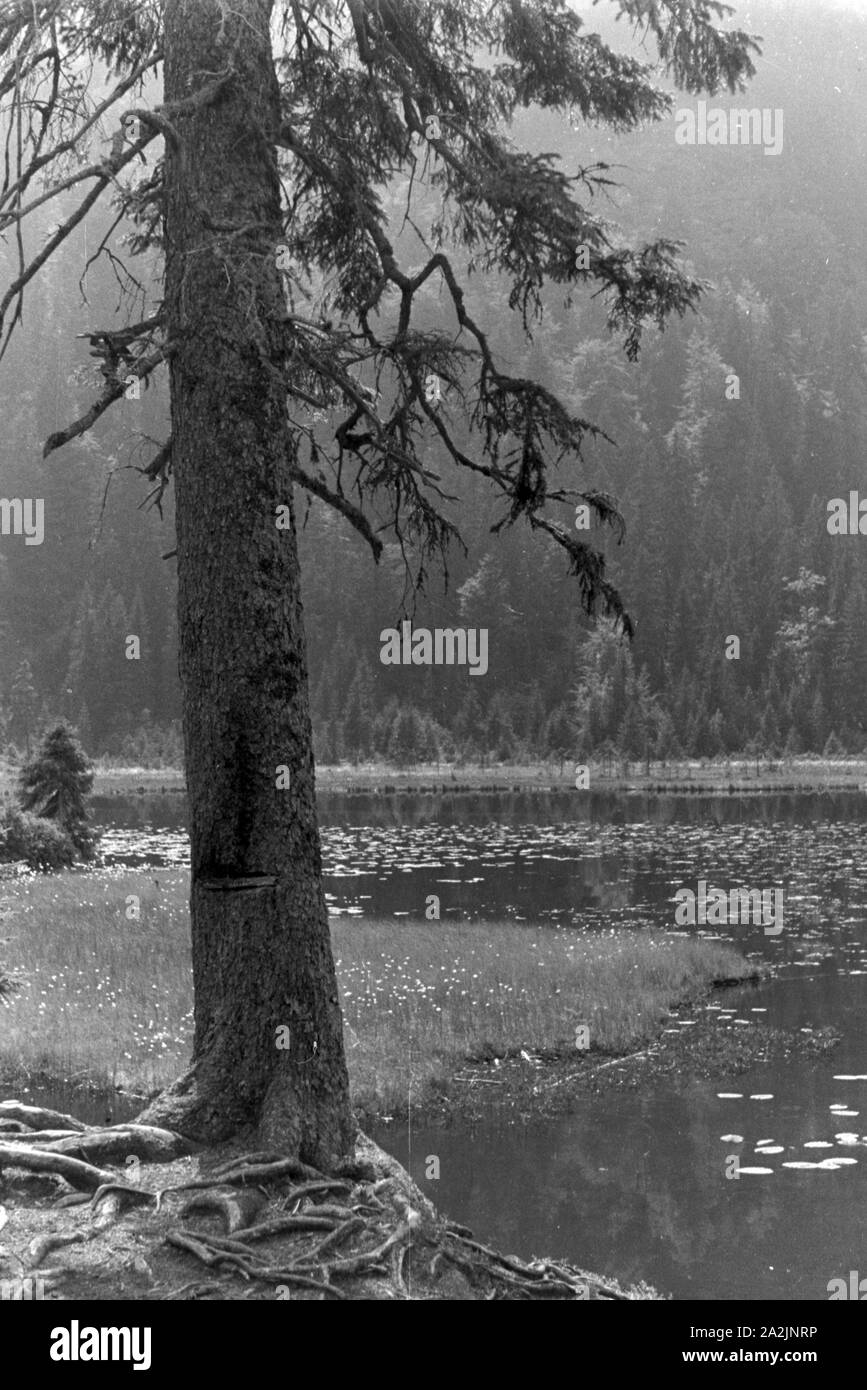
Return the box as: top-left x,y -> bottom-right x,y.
0,807 -> 76,871
18,722 -> 97,860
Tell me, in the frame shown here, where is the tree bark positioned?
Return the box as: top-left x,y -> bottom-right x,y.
138,0 -> 353,1168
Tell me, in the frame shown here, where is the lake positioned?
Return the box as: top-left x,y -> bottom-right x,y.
44,789 -> 867,1297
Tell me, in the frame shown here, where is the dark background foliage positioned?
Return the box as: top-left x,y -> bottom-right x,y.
1,0 -> 864,766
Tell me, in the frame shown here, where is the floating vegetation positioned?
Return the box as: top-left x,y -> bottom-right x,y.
87,811 -> 867,983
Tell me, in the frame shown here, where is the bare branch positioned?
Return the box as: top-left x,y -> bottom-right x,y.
42,340 -> 174,458
289,458 -> 383,562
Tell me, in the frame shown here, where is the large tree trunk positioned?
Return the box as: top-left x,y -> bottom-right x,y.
138,0 -> 353,1168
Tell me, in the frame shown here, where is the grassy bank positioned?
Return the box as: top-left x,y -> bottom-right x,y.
0,868 -> 757,1117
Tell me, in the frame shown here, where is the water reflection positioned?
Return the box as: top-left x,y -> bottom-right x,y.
378,1003 -> 867,1300
72,790 -> 867,1296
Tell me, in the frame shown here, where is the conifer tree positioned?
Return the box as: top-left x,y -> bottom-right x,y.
0,0 -> 759,1156
18,722 -> 96,858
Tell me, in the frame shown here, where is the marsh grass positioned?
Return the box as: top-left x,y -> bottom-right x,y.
0,868 -> 754,1114
0,869 -> 191,1094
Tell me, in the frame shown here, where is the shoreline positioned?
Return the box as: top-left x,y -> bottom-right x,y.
361,971 -> 843,1131
3,967 -> 840,1137
0,874 -> 764,1124
0,939 -> 835,1304
0,868 -> 773,1124
57,756 -> 867,799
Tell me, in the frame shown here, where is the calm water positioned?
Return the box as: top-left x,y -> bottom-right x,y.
30,790 -> 867,1297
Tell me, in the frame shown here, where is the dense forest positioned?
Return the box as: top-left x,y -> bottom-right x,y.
2,0 -> 866,768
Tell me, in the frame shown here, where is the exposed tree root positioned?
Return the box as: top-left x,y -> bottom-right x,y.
0,1124 -> 196,1164
144,1157 -> 349,1210
0,1101 -> 87,1132
0,1142 -> 117,1191
391,1240 -> 410,1298
164,1230 -> 347,1298
184,1202 -> 333,1236
0,1128 -> 89,1142
0,1099 -> 649,1300
89,1182 -> 160,1213
273,1178 -> 353,1201
210,1151 -> 283,1176
300,1216 -> 365,1262
437,1230 -> 629,1300
45,1125 -> 197,1164
180,1188 -> 268,1234
193,1154 -> 326,1184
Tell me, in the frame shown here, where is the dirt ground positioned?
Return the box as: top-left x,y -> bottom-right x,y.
0,1128 -> 653,1301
